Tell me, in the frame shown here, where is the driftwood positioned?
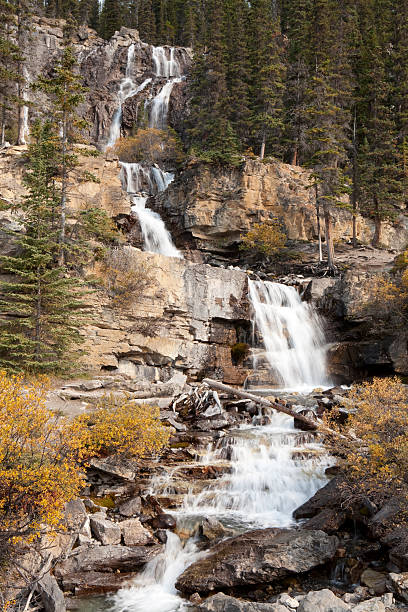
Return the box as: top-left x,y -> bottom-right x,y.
203,378 -> 349,440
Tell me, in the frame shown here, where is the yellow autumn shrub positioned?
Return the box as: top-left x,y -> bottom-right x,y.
325,377 -> 408,508
240,219 -> 286,257
0,371 -> 169,558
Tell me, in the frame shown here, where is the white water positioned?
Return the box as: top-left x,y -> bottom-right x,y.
112,532 -> 202,612
149,78 -> 182,129
248,280 -> 329,391
120,162 -> 174,195
130,195 -> 181,258
106,44 -> 152,150
152,46 -> 181,78
19,66 -> 30,145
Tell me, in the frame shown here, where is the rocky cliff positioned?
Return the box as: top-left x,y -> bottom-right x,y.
157,158 -> 408,254
21,18 -> 191,147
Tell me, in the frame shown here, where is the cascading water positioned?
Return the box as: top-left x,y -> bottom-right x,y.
152,46 -> 181,78
120,162 -> 181,258
248,280 -> 330,391
149,78 -> 182,129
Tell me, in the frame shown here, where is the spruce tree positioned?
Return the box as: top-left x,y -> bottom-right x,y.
249,0 -> 285,158
0,121 -> 87,374
99,0 -> 122,39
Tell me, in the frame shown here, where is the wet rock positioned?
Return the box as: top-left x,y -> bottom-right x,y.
118,496 -> 142,517
37,573 -> 66,612
119,518 -> 154,546
198,517 -> 234,542
302,508 -> 346,534
151,513 -> 177,530
293,476 -> 344,520
387,572 -> 408,603
90,513 -> 121,545
195,592 -> 286,611
360,569 -> 387,595
55,543 -> 162,575
175,529 -> 338,593
61,571 -> 139,596
297,589 -> 350,612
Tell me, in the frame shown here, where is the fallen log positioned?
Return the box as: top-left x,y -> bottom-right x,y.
202,378 -> 349,440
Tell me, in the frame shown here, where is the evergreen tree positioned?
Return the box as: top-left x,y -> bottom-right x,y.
249,0 -> 285,158
0,121 -> 87,373
304,0 -> 353,270
0,0 -> 23,144
99,0 -> 122,39
187,0 -> 240,165
138,0 -> 157,43
34,47 -> 90,265
357,0 -> 405,246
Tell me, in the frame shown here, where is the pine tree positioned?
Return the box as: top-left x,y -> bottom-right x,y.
223,0 -> 251,146
0,0 -> 23,145
187,0 -> 240,165
249,0 -> 285,158
0,121 -> 87,374
138,0 -> 157,43
393,0 -> 408,182
357,0 -> 405,246
34,47 -> 90,265
304,0 -> 353,271
99,0 -> 122,39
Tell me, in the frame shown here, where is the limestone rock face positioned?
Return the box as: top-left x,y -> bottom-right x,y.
175,528 -> 338,594
158,160 -> 408,252
81,250 -> 250,380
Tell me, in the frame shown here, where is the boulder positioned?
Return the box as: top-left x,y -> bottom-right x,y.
198,518 -> 234,542
387,572 -> 408,603
151,513 -> 177,530
37,573 -> 66,612
175,529 -> 338,594
119,496 -> 142,517
360,569 -> 387,595
293,477 -> 344,520
297,589 -> 350,612
119,518 -> 154,546
61,570 -> 139,596
276,593 -> 299,609
352,598 -> 385,612
196,593 -> 286,611
55,543 -> 162,575
302,508 -> 346,534
64,499 -> 91,538
90,513 -> 121,545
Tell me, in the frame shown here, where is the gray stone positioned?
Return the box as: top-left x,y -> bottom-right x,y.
297,589 -> 350,612
176,529 -> 339,593
277,593 -> 299,609
55,543 -> 162,575
119,518 -> 154,546
387,572 -> 408,603
360,569 -> 387,595
64,499 -> 91,537
352,598 -> 385,612
37,572 -> 66,612
196,592 -> 286,611
90,513 -> 121,545
118,496 -> 142,517
89,457 -> 136,480
198,517 -> 234,542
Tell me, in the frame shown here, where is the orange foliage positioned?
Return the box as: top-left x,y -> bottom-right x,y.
112,128 -> 184,164
0,371 -> 169,554
325,377 -> 408,507
240,219 -> 286,257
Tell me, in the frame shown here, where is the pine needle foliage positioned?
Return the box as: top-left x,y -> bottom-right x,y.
0,121 -> 88,374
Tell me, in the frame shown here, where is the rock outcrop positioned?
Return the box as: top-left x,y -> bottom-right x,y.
157,159 -> 408,253
175,528 -> 338,594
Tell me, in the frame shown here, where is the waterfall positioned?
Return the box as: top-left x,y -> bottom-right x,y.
18,66 -> 30,145
111,532 -> 203,612
120,162 -> 181,258
131,196 -> 182,259
248,280 -> 329,391
152,46 -> 182,78
149,78 -> 182,129
105,43 -> 152,150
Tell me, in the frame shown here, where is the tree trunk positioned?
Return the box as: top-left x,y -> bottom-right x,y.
291,148 -> 298,166
371,197 -> 381,247
259,132 -> 266,160
59,108 -> 67,265
352,109 -> 358,248
315,183 -> 323,262
323,203 -> 335,271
